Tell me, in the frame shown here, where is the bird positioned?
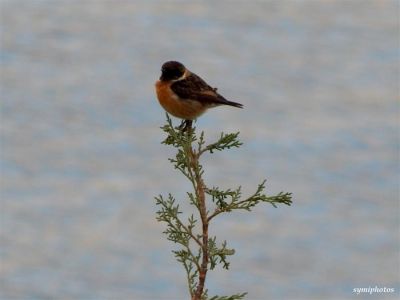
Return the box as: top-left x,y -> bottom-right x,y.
155,61 -> 243,130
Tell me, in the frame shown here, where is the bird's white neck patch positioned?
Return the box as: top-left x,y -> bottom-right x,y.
172,69 -> 189,82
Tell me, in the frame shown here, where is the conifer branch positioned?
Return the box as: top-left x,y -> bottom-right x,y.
207,180 -> 292,221
155,113 -> 293,300
198,132 -> 242,156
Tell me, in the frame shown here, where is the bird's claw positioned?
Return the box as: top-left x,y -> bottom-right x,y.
177,120 -> 193,133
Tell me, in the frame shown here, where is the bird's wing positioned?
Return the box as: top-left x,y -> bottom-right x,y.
171,73 -> 227,105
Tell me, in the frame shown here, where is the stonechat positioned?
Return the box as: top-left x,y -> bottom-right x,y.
155,61 -> 243,130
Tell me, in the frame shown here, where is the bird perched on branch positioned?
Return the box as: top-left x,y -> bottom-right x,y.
155,61 -> 243,131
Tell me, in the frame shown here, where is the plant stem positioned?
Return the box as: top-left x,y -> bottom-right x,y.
190,148 -> 209,300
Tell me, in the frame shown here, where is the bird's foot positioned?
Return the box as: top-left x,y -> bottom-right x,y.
178,120 -> 193,133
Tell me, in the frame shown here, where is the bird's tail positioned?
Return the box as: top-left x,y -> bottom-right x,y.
225,100 -> 243,108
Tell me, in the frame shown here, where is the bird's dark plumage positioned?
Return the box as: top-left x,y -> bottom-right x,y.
171,73 -> 243,108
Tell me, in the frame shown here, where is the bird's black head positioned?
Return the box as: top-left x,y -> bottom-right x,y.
160,61 -> 186,81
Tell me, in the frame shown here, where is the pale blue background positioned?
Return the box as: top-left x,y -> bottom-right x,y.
1,0 -> 399,299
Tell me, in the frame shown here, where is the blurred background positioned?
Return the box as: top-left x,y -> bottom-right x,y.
1,0 -> 399,299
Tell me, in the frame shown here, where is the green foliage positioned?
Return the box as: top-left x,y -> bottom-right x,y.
155,114 -> 292,300
209,293 -> 248,300
207,180 -> 292,221
208,237 -> 234,270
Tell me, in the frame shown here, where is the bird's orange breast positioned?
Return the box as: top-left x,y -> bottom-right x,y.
155,80 -> 207,120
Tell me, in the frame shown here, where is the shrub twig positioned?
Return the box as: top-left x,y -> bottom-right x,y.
156,114 -> 292,300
